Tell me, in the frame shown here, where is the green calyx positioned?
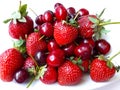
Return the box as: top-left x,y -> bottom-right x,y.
88,8 -> 120,40
3,1 -> 28,24
13,37 -> 26,54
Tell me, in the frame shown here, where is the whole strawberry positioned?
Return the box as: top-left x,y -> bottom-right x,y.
58,60 -> 82,85
4,3 -> 34,39
54,21 -> 78,45
0,48 -> 24,82
26,32 -> 47,56
90,54 -> 120,82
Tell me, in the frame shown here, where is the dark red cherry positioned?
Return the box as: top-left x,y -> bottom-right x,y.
35,14 -> 44,25
47,39 -> 60,52
95,39 -> 111,55
55,5 -> 67,21
79,8 -> 89,16
47,49 -> 65,67
74,43 -> 92,60
67,7 -> 76,16
43,10 -> 54,23
34,51 -> 47,66
39,22 -> 53,37
54,3 -> 63,9
63,43 -> 76,56
14,69 -> 29,83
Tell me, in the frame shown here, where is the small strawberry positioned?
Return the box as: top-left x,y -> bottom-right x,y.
54,21 -> 78,45
0,48 -> 24,82
4,2 -> 34,39
40,66 -> 58,84
26,32 -> 47,56
58,60 -> 82,85
78,9 -> 120,39
90,52 -> 120,82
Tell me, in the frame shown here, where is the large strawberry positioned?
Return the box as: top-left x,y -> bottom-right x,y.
58,60 -> 82,85
0,48 -> 24,82
90,53 -> 120,82
26,32 -> 47,57
54,21 -> 78,45
4,3 -> 34,39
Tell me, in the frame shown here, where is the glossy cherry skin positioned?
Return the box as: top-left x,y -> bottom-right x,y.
43,10 -> 54,23
47,39 -> 60,52
47,49 -> 65,67
74,43 -> 92,60
35,14 -> 44,25
95,39 -> 111,55
79,8 -> 89,16
55,5 -> 67,21
54,3 -> 63,9
39,22 -> 53,37
63,43 -> 76,56
14,69 -> 29,83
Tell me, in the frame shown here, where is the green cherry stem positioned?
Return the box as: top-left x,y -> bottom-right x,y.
99,22 -> 120,26
26,76 -> 35,88
109,51 -> 120,61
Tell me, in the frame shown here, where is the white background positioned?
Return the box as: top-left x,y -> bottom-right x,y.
0,0 -> 120,90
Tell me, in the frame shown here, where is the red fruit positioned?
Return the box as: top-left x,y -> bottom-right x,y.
81,60 -> 90,72
79,8 -> 89,16
90,56 -> 116,82
47,49 -> 65,67
54,21 -> 78,45
23,57 -> 36,70
26,32 -> 47,56
40,66 -> 57,84
0,48 -> 24,82
55,5 -> 67,21
9,16 -> 34,39
58,60 -> 82,85
78,15 -> 98,38
35,14 -> 44,25
95,39 -> 111,55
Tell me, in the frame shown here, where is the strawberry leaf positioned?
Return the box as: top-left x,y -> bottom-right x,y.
107,60 -> 114,69
11,11 -> 21,20
69,18 -> 78,27
88,17 -> 99,24
3,18 -> 12,23
19,4 -> 28,17
100,28 -> 110,35
18,17 -> 26,22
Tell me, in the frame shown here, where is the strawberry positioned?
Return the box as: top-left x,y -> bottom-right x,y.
54,21 -> 78,45
58,60 -> 82,85
90,53 -> 120,82
40,66 -> 58,84
26,32 -> 47,56
78,15 -> 98,38
4,3 -> 34,39
0,48 -> 24,82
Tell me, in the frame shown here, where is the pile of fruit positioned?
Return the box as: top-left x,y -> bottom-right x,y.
0,2 -> 120,87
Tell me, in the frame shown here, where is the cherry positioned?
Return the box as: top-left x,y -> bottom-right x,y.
74,43 -> 92,60
47,39 -> 60,52
55,5 -> 67,21
43,10 -> 54,23
47,49 -> 65,67
34,51 -> 47,66
54,3 -> 63,9
62,43 -> 76,56
14,69 -> 29,83
39,22 -> 53,37
95,39 -> 111,55
35,14 -> 44,25
79,8 -> 89,16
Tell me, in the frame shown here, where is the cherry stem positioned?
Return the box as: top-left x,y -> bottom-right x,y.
26,76 -> 35,88
73,11 -> 80,20
109,51 -> 120,61
29,8 -> 38,16
99,22 -> 120,26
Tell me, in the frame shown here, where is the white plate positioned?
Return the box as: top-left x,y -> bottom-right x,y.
0,0 -> 120,90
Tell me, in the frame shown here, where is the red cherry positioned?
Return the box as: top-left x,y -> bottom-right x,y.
43,10 -> 54,23
95,39 -> 111,55
47,39 -> 60,52
79,8 -> 89,16
62,43 -> 76,56
47,49 -> 65,67
74,43 -> 92,60
54,3 -> 63,9
35,14 -> 44,25
39,22 -> 53,37
55,5 -> 67,21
